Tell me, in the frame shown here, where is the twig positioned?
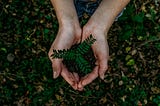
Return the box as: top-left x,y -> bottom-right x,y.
69,93 -> 99,99
68,89 -> 99,99
29,27 -> 37,37
0,72 -> 25,79
138,38 -> 160,47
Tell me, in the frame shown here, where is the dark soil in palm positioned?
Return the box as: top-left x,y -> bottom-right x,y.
63,44 -> 96,77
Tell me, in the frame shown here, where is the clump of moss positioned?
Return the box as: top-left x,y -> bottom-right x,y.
51,35 -> 96,76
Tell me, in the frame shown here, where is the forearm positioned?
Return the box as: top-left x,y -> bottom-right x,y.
90,0 -> 130,32
50,0 -> 79,27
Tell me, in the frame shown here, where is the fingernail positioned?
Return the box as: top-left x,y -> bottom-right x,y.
72,83 -> 77,90
78,82 -> 83,89
100,74 -> 104,80
78,87 -> 84,91
53,71 -> 58,79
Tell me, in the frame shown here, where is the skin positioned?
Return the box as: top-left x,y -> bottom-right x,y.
48,0 -> 130,91
48,0 -> 81,90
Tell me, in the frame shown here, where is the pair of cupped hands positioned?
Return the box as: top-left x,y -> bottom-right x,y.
48,18 -> 109,91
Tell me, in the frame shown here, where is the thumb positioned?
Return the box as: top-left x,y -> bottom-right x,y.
48,47 -> 62,79
98,59 -> 108,80
52,59 -> 62,79
78,66 -> 99,89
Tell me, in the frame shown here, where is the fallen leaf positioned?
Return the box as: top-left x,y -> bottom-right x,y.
125,47 -> 131,53
55,94 -> 63,101
137,101 -> 142,106
126,59 -> 135,66
151,87 -> 160,94
131,49 -> 137,55
119,80 -> 123,86
125,55 -> 131,61
7,53 -> 15,62
99,96 -> 107,104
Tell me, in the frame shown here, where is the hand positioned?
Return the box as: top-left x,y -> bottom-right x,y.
49,0 -> 130,91
48,24 -> 82,90
77,0 -> 130,90
78,20 -> 110,90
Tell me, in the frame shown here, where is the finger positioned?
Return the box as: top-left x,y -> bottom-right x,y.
52,59 -> 62,79
73,72 -> 80,82
73,72 -> 84,91
48,48 -> 62,79
98,59 -> 108,80
48,50 -> 52,60
61,67 -> 78,90
96,41 -> 109,80
78,66 -> 99,89
77,87 -> 84,91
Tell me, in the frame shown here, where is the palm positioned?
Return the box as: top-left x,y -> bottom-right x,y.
48,27 -> 81,90
78,26 -> 109,90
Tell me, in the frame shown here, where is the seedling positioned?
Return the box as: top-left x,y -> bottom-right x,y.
51,35 -> 96,76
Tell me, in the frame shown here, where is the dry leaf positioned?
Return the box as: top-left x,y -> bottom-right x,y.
55,94 -> 63,101
99,97 -> 107,104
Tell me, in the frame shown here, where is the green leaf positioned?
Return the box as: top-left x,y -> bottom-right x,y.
76,35 -> 96,54
122,30 -> 133,40
0,47 -> 7,53
44,28 -> 50,34
155,43 -> 160,51
132,12 -> 144,23
24,16 -> 29,23
51,35 -> 95,75
126,59 -> 135,66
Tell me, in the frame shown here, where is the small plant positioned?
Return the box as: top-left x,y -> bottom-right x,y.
51,35 -> 96,76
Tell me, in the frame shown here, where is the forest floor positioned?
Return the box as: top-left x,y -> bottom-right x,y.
0,0 -> 160,105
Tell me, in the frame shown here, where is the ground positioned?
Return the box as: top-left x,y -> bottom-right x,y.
0,0 -> 160,105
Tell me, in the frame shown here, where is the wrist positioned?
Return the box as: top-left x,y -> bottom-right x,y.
87,0 -> 130,34
58,20 -> 82,39
85,18 -> 110,36
89,10 -> 115,33
59,17 -> 79,28
51,0 -> 80,30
